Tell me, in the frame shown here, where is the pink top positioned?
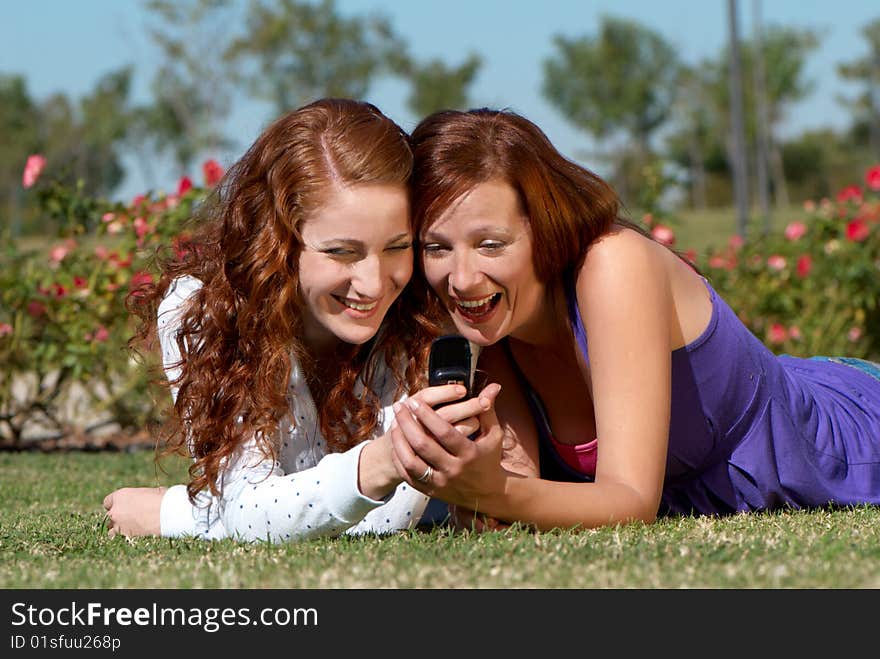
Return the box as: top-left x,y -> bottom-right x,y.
548,435 -> 598,477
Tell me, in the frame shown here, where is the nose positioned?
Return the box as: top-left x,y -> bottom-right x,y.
447,250 -> 482,293
350,254 -> 384,299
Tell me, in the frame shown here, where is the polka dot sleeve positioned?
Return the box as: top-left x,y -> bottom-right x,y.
155,276 -> 429,542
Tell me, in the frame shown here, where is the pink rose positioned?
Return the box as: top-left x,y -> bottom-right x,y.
22,155 -> 46,189
784,221 -> 807,241
789,326 -> 802,341
767,255 -> 787,271
848,326 -> 863,342
768,323 -> 788,345
728,234 -> 745,251
0,323 -> 12,337
133,216 -> 149,239
651,224 -> 675,246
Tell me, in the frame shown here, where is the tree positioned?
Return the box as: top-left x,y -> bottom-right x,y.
704,25 -> 820,210
400,53 -> 482,119
837,18 -> 880,162
0,76 -> 41,236
228,0 -> 406,117
139,0 -> 238,177
542,16 -> 680,200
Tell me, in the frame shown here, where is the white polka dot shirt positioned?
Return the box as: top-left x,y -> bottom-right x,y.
157,276 -> 430,543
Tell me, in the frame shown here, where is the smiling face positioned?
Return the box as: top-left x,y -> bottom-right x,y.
420,179 -> 547,346
298,183 -> 412,353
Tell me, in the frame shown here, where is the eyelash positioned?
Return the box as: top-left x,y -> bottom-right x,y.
322,243 -> 411,257
422,242 -> 506,255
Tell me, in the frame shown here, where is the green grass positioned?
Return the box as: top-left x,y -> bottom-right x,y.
671,205 -> 798,255
2,451 -> 880,588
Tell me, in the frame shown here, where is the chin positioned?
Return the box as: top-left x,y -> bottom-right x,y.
453,321 -> 503,347
338,325 -> 381,346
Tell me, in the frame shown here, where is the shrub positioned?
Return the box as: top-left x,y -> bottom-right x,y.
698,165 -> 880,360
0,159 -> 218,446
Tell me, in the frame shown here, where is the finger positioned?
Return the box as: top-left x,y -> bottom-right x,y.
102,493 -> 113,510
402,396 -> 485,456
434,395 -> 492,425
475,384 -> 503,444
453,418 -> 479,437
389,410 -> 437,491
392,398 -> 454,478
411,384 -> 468,408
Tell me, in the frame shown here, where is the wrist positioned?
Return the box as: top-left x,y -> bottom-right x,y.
358,434 -> 403,501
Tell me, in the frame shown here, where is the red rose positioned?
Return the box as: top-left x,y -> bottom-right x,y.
202,159 -> 225,187
177,176 -> 193,196
846,219 -> 870,242
865,165 -> 880,191
796,254 -> 812,278
837,186 -> 863,204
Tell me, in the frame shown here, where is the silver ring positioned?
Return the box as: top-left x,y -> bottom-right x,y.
416,465 -> 433,483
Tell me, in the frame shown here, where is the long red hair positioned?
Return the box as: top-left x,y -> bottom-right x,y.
130,99 -> 439,500
409,108 -> 626,284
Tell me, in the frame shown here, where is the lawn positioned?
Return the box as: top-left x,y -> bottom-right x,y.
2,451 -> 880,589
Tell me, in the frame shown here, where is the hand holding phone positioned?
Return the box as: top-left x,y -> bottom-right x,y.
428,334 -> 473,402
427,335 -> 481,440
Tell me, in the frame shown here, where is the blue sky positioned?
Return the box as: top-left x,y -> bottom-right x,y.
2,0 -> 878,200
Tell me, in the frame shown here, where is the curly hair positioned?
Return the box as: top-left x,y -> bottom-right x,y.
129,99 -> 441,501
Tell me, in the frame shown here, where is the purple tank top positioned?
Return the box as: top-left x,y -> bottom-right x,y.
564,276 -> 880,515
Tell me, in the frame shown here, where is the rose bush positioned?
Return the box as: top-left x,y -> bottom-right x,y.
0,156 -> 223,446
697,164 -> 880,360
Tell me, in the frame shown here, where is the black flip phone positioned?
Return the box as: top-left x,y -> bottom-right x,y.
428,334 -> 473,401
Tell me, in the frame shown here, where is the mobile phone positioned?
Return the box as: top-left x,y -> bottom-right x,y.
428,334 -> 473,401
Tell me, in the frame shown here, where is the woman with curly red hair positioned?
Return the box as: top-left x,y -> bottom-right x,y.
102,99 -> 491,542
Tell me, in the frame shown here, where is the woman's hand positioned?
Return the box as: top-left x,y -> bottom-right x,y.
390,382 -> 508,516
102,487 -> 167,538
359,384 -> 483,500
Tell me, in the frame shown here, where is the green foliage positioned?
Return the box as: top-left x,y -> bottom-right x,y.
140,0 -> 238,174
402,53 -> 482,120
542,15 -> 679,146
229,0 -> 405,115
698,165 -> 880,359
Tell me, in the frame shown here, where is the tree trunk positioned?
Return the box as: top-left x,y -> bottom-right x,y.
752,0 -> 771,234
769,137 -> 790,209
727,0 -> 750,238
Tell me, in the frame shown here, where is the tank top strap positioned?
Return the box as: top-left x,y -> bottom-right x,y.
563,270 -> 589,362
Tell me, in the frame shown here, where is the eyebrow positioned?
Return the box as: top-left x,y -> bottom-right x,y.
422,226 -> 514,240
317,232 -> 412,248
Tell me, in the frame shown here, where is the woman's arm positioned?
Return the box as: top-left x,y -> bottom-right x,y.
391,230 -> 674,531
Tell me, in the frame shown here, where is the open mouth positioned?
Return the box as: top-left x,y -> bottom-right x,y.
334,296 -> 378,312
453,292 -> 501,321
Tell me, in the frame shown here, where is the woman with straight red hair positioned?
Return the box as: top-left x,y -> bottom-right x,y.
102,99 -> 492,542
389,107 -> 880,531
